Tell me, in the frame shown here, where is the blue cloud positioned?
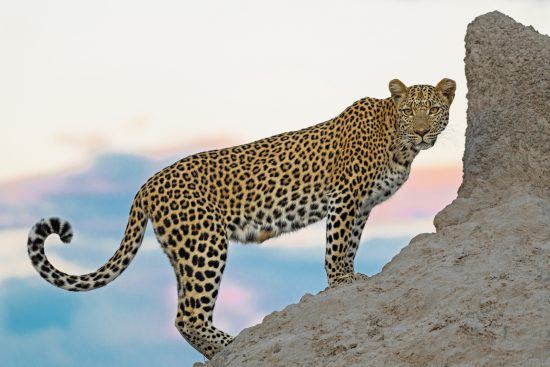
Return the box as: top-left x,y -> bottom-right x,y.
0,250 -> 203,366
1,278 -> 80,334
224,237 -> 409,309
0,152 -> 177,234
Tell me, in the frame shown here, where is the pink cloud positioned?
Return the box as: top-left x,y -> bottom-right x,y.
214,280 -> 267,334
0,172 -> 121,213
161,279 -> 267,340
0,134 -> 238,207
0,171 -> 73,204
369,165 -> 462,223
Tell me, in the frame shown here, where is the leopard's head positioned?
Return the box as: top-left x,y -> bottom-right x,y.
389,78 -> 456,150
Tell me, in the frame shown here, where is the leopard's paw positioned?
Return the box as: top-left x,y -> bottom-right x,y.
328,273 -> 369,287
353,272 -> 369,282
328,273 -> 355,287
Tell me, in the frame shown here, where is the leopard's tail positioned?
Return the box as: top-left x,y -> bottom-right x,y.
27,195 -> 148,292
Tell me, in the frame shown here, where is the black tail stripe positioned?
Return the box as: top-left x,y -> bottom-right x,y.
35,224 -> 50,238
50,218 -> 61,233
60,222 -> 71,237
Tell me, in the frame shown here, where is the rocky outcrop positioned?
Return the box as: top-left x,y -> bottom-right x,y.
208,11 -> 550,367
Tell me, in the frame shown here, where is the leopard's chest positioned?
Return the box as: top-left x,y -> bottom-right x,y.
361,168 -> 410,214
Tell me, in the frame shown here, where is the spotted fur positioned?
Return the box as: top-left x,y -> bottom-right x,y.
27,78 -> 455,359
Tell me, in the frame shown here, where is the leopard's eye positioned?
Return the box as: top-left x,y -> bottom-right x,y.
402,108 -> 413,116
429,106 -> 440,114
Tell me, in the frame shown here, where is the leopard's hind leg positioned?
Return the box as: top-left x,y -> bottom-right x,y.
154,205 -> 233,359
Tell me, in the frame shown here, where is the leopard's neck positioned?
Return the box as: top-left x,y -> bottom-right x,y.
383,98 -> 419,169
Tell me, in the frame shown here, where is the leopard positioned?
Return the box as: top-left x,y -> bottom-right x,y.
27,78 -> 456,359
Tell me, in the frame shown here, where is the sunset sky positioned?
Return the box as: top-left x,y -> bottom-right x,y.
1,1 -> 549,365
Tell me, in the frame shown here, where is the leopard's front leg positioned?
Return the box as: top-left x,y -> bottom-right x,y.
325,192 -> 360,287
343,209 -> 370,281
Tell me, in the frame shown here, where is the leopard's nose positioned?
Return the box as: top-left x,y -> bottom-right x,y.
414,127 -> 430,137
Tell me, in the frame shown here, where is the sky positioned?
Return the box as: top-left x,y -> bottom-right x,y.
1,0 -> 549,366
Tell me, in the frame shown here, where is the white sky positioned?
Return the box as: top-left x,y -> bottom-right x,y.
1,0 -> 549,182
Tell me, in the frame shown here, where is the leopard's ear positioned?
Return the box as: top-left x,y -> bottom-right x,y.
435,78 -> 456,105
389,79 -> 408,105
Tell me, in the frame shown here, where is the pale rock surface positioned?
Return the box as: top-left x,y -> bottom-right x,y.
205,11 -> 549,367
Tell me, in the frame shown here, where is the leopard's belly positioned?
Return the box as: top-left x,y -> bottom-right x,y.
228,196 -> 328,244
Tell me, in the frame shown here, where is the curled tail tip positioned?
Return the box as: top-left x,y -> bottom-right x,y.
29,217 -> 73,244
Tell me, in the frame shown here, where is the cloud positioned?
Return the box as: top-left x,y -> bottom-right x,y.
369,166 -> 462,221
262,166 -> 461,250
0,224 -> 416,367
214,280 -> 268,335
264,218 -> 436,250
0,278 -> 81,334
363,218 -> 435,240
53,132 -> 109,153
0,153 -> 156,233
0,255 -> 204,366
0,145 -> 228,233
162,279 -> 268,338
0,145 -> 461,246
143,134 -> 239,160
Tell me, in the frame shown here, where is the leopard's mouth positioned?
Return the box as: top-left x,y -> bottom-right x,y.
405,136 -> 434,150
416,141 -> 433,150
